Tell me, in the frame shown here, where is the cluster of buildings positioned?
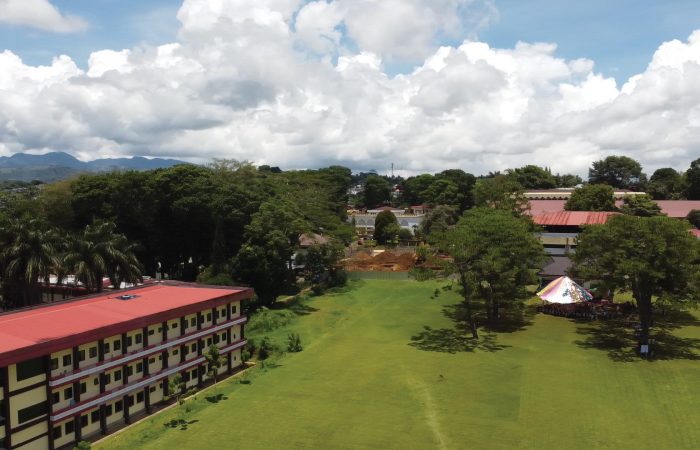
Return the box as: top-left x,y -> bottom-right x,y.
347,206 -> 428,236
0,282 -> 252,449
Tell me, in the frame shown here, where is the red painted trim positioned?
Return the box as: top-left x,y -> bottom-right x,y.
49,317 -> 246,388
0,290 -> 252,367
8,380 -> 46,396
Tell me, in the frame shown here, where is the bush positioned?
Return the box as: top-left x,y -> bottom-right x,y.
196,266 -> 236,286
311,284 -> 324,296
258,336 -> 274,360
409,267 -> 436,281
287,333 -> 303,352
247,307 -> 295,332
74,442 -> 91,450
328,268 -> 347,287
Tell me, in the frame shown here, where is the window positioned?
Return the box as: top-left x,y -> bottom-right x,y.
50,358 -> 58,371
126,336 -> 133,347
63,354 -> 72,367
114,370 -> 122,381
231,305 -> 237,314
206,338 -> 212,347
135,334 -> 142,344
158,354 -> 162,361
135,362 -> 143,373
183,372 -> 190,382
91,410 -> 99,423
64,387 -> 73,400
148,329 -> 155,336
113,340 -> 121,351
80,382 -> 86,394
214,310 -> 219,319
190,318 -> 196,327
149,386 -> 156,393
89,347 -> 97,359
105,373 -> 111,384
65,420 -> 74,434
213,335 -> 219,344
206,313 -> 212,322
16,357 -> 45,381
126,366 -> 133,377
173,349 -> 179,356
191,343 -> 197,353
103,342 -> 110,353
149,357 -> 155,364
115,400 -> 123,413
93,378 -> 99,386
53,425 -> 62,439
172,322 -> 178,328
136,392 -> 144,403
126,395 -> 134,407
52,392 -> 59,404
78,349 -> 86,362
17,401 -> 48,424
80,415 -> 88,428
106,404 -> 113,417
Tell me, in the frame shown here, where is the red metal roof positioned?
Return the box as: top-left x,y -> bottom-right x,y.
529,199 -> 700,218
0,283 -> 252,366
655,201 -> 700,218
533,211 -> 619,226
691,229 -> 700,238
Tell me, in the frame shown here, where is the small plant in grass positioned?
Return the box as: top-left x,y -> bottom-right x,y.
205,344 -> 223,384
258,336 -> 274,360
168,374 -> 185,405
287,333 -> 303,352
73,441 -> 91,450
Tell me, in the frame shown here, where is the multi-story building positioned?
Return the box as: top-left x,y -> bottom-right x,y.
348,207 -> 427,236
0,282 -> 252,450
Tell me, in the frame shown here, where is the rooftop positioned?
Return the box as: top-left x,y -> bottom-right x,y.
533,211 -> 619,226
0,282 -> 252,366
528,199 -> 700,218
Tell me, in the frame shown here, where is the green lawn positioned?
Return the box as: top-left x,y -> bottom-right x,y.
97,280 -> 700,450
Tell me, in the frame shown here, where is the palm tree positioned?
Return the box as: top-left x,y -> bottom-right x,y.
63,234 -> 107,293
0,219 -> 60,307
105,234 -> 143,289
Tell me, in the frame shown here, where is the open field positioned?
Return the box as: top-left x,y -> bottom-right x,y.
97,280 -> 700,450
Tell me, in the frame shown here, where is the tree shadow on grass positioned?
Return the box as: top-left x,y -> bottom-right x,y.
165,419 -> 199,430
206,393 -> 228,403
574,310 -> 700,362
407,301 -> 536,353
409,326 -> 508,353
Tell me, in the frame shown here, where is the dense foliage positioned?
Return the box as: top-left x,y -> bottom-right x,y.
564,184 -> 617,211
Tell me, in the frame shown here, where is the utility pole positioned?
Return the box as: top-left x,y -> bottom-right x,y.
391,162 -> 394,179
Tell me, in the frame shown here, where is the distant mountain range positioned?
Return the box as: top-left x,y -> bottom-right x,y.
0,152 -> 189,182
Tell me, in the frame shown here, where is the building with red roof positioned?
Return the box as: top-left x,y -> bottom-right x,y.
0,282 -> 253,449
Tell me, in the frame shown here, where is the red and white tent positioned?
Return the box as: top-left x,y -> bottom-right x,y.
537,276 -> 593,304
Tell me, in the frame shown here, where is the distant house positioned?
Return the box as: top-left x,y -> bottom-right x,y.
349,207 -> 426,236
292,233 -> 330,271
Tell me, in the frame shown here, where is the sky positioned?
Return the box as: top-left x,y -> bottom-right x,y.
0,0 -> 699,177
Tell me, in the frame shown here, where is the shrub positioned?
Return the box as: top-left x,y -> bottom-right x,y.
311,284 -> 324,296
287,333 -> 303,352
248,307 -> 295,332
258,336 -> 274,360
328,268 -> 347,287
74,442 -> 91,450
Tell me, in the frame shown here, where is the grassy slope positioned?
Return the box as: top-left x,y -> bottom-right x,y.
97,280 -> 700,450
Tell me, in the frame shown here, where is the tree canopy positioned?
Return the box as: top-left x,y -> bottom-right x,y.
648,168 -> 685,200
588,156 -> 647,190
573,215 -> 700,346
619,194 -> 664,217
564,184 -> 617,211
686,157 -> 700,200
373,210 -> 399,245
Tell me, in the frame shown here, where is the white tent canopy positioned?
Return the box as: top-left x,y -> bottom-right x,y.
537,276 -> 593,304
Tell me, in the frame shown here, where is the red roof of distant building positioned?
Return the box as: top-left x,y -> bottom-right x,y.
655,201 -> 700,218
533,211 -> 619,226
691,229 -> 700,238
0,282 -> 252,366
528,200 -> 567,216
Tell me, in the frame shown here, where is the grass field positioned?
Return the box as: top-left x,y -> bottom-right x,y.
97,280 -> 700,450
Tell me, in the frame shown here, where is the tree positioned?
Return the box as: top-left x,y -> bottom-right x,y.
432,208 -> 546,338
473,176 -> 529,215
168,374 -> 186,405
296,242 -> 344,285
420,205 -> 459,237
421,179 -> 462,209
0,219 -> 60,307
373,210 -> 399,245
687,210 -> 700,229
573,215 -> 700,348
436,169 -> 476,211
205,344 -> 223,384
362,175 -> 392,209
554,173 -> 583,188
648,168 -> 685,200
506,165 -> 557,189
685,157 -> 700,200
619,194 -> 664,217
588,156 -> 647,190
401,174 -> 435,206
565,184 -> 616,211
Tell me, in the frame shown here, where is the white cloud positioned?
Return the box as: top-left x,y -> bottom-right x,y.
0,0 -> 87,33
0,0 -> 699,176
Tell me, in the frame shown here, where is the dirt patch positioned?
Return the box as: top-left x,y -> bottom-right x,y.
344,251 -> 416,272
